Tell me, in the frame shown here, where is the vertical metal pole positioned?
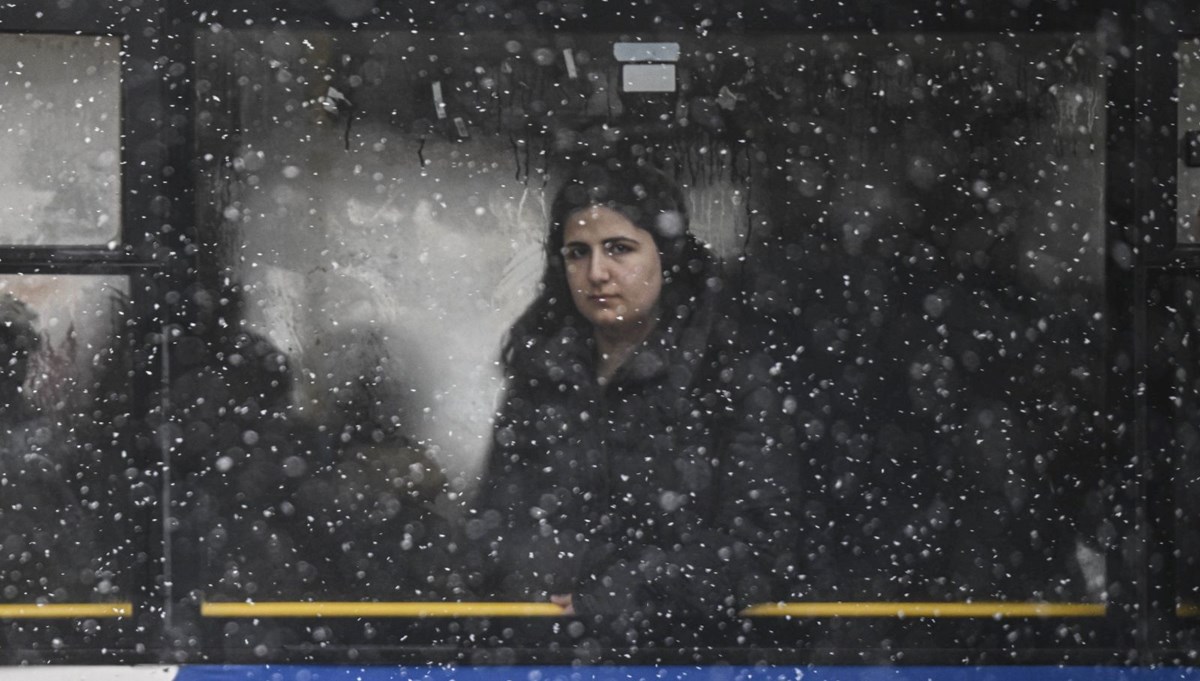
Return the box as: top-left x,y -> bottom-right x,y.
159,325 -> 174,631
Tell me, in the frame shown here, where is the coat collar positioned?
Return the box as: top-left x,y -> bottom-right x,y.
524,286 -> 719,391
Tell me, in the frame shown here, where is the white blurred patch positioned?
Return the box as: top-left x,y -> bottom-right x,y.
655,210 -> 685,239
1074,540 -> 1106,601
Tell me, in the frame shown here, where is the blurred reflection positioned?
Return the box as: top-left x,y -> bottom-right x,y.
473,160 -> 797,637
0,34 -> 121,245
0,279 -> 131,607
177,293 -> 459,601
0,294 -> 93,603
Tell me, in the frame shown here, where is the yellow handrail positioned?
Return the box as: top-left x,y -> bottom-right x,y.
201,601 -> 566,618
740,602 -> 1106,618
199,600 -> 1106,619
0,603 -> 132,619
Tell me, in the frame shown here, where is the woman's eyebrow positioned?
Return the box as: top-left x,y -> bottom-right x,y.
601,237 -> 638,247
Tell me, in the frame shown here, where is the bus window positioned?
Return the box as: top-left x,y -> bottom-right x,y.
0,276 -> 137,652
0,35 -> 121,246
186,28 -> 1106,644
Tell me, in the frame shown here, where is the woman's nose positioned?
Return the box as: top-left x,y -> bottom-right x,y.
587,253 -> 610,283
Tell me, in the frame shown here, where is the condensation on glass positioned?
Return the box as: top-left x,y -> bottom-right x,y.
0,34 -> 121,246
1180,38 -> 1200,243
0,275 -> 134,610
1171,40 -> 1200,619
1149,271 -> 1200,620
187,27 -> 1108,613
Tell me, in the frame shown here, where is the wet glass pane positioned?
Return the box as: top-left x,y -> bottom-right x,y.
188,27 -> 1107,634
765,35 -> 1108,606
0,275 -> 135,613
1180,39 -> 1200,244
1150,273 -> 1200,629
0,34 -> 121,246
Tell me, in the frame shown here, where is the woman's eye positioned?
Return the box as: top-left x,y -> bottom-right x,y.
564,246 -> 587,260
607,242 -> 632,255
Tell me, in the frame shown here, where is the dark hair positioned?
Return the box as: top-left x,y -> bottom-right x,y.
0,294 -> 39,380
501,160 -> 717,370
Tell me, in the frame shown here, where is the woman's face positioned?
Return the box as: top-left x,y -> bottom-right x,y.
562,205 -> 664,338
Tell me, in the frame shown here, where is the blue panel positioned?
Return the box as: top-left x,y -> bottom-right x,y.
175,665 -> 1200,681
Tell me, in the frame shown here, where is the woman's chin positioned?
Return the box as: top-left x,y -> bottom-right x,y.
582,307 -> 619,324
588,313 -> 657,339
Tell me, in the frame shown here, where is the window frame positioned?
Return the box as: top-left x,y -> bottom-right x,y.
0,2 -> 174,665
6,0 -> 1198,667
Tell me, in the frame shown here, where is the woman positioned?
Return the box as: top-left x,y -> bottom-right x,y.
476,160 -> 796,624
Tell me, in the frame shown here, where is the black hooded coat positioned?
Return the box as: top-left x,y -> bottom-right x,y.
476,280 -> 798,623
